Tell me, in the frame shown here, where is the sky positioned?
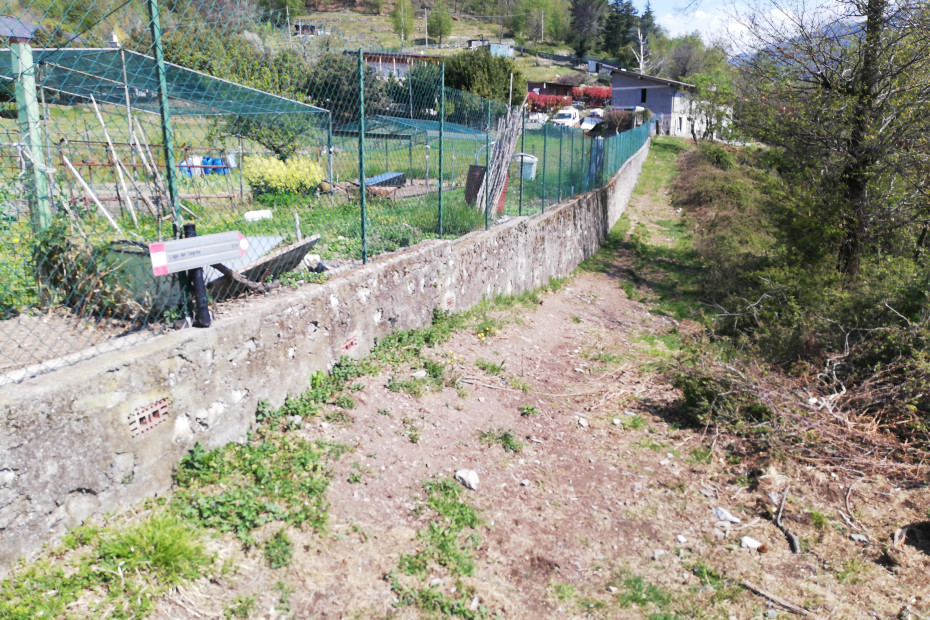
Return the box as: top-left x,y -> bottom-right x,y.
643,0 -> 737,41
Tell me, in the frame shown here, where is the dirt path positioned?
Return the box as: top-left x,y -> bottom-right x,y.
144,139 -> 928,619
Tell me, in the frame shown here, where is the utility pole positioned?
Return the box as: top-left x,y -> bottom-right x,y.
540,10 -> 544,42
424,7 -> 429,48
285,6 -> 292,48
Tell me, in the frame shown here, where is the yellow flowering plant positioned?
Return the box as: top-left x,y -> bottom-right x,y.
243,156 -> 324,197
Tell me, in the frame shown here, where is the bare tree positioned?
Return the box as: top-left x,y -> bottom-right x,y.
732,0 -> 930,276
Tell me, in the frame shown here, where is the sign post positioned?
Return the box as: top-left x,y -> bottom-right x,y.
149,229 -> 249,327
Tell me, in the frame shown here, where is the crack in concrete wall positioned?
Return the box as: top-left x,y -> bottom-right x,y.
0,139 -> 650,574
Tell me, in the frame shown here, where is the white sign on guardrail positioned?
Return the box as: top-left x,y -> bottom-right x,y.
150,231 -> 249,276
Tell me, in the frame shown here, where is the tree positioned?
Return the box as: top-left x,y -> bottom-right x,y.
665,33 -> 710,80
734,0 -> 930,276
391,0 -> 415,48
569,0 -> 608,58
600,0 -> 637,64
304,52 -> 389,125
445,47 -> 526,104
427,0 -> 453,45
685,70 -> 733,142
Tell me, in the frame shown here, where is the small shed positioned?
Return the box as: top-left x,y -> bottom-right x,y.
526,81 -> 573,98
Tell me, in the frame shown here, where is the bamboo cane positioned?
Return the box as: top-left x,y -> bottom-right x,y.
61,153 -> 122,233
90,95 -> 137,227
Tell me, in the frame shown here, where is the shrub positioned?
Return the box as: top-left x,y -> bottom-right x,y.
243,155 -> 324,197
527,92 -> 571,112
696,142 -> 734,170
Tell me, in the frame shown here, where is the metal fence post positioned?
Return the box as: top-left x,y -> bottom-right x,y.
557,125 -> 563,202
327,111 -> 334,206
147,0 -> 181,232
484,99 -> 490,230
582,133 -> 588,192
358,49 -> 367,264
518,105 -> 525,216
541,121 -> 547,212
438,62 -> 444,239
570,127 -> 575,196
10,38 -> 51,234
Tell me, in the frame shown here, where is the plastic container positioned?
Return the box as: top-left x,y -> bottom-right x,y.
512,153 -> 538,181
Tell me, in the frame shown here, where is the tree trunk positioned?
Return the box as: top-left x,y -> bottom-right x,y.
838,0 -> 885,278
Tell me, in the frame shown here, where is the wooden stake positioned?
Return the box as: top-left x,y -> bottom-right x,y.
90,95 -> 137,227
61,153 -> 122,233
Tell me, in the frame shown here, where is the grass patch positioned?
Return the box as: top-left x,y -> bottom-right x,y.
387,375 -> 429,398
519,404 -> 539,416
399,417 -> 421,444
810,509 -> 829,531
264,529 -> 294,569
835,558 -> 865,584
391,478 -> 487,617
612,573 -> 672,609
479,428 -> 523,452
551,582 -> 576,602
0,513 -> 211,619
173,413 -> 338,545
623,415 -> 648,430
688,446 -> 713,464
476,358 -> 505,375
97,514 -> 211,582
224,594 -> 256,618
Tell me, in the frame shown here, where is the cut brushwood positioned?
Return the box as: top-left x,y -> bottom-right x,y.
475,99 -> 526,213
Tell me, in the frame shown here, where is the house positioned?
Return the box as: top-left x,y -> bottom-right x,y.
293,22 -> 325,36
466,38 -> 513,57
0,16 -> 39,40
526,81 -> 573,98
343,50 -> 442,79
610,69 -> 704,137
587,59 -> 619,74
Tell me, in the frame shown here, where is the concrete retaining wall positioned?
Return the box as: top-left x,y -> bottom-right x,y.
0,139 -> 649,573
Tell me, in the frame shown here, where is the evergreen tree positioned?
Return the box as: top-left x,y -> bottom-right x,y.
569,0 -> 608,58
600,0 -> 637,64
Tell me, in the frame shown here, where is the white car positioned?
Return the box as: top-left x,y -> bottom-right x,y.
580,112 -> 603,132
550,108 -> 580,127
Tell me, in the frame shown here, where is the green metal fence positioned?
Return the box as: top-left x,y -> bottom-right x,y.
0,0 -> 650,384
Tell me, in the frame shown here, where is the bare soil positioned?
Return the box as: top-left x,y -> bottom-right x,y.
149,146 -> 930,619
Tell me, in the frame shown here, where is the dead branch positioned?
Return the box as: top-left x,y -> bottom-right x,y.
460,377 -> 521,392
775,486 -> 802,553
739,580 -> 823,618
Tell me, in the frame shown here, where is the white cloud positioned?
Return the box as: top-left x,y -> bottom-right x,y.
656,8 -> 728,40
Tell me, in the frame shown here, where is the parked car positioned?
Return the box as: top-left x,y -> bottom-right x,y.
550,108 -> 580,127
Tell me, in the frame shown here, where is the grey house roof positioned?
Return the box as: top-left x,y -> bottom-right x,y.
0,16 -> 40,40
611,69 -> 694,91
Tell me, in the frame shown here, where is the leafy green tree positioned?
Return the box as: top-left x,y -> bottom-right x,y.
685,71 -> 733,142
391,0 -> 415,47
427,0 -> 453,45
304,52 -> 389,125
445,47 -> 526,105
734,0 -> 930,276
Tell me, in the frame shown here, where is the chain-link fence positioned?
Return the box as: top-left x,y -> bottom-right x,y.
0,0 -> 650,384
